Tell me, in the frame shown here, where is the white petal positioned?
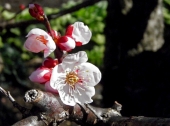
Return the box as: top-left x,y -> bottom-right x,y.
73,84 -> 95,104
44,35 -> 56,58
26,28 -> 56,57
24,35 -> 46,53
78,62 -> 101,86
26,28 -> 49,37
58,85 -> 76,106
50,64 -> 65,89
72,22 -> 92,45
62,51 -> 88,70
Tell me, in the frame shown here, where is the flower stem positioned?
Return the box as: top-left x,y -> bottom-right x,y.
43,14 -> 63,63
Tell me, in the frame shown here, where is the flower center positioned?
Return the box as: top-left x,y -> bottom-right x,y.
36,35 -> 48,44
65,72 -> 79,88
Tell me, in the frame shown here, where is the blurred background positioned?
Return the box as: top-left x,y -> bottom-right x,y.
0,0 -> 170,125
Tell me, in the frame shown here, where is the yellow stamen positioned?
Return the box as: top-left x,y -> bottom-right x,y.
65,72 -> 79,89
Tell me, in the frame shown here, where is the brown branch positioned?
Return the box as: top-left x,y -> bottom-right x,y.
1,86 -> 170,125
10,89 -> 121,126
7,88 -> 170,126
0,87 -> 30,118
0,0 -> 103,30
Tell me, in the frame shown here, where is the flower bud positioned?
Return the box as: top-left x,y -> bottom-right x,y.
42,57 -> 58,68
29,4 -> 44,21
29,66 -> 52,84
19,4 -> 25,10
57,36 -> 76,51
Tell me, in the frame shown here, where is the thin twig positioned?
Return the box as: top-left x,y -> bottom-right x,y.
0,86 -> 30,117
85,104 -> 103,121
6,0 -> 36,22
0,0 -> 103,30
0,86 -> 8,97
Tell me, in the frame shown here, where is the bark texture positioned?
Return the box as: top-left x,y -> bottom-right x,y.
10,89 -> 170,126
102,0 -> 170,117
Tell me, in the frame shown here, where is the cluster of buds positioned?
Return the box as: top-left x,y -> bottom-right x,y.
24,3 -> 101,106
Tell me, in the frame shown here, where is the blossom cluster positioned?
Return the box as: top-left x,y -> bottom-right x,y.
24,4 -> 101,106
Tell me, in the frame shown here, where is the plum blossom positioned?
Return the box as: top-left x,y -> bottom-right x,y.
65,22 -> 92,46
50,51 -> 101,106
24,28 -> 56,58
56,22 -> 92,51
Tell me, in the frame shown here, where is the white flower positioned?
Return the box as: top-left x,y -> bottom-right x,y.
24,28 -> 56,58
65,22 -> 92,46
50,51 -> 101,106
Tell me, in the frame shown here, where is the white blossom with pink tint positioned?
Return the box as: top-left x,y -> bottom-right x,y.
66,22 -> 92,46
24,28 -> 56,57
50,51 -> 101,106
29,66 -> 51,84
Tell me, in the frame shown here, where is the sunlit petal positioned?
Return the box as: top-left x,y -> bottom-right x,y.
74,85 -> 95,104
71,22 -> 92,45
62,51 -> 88,69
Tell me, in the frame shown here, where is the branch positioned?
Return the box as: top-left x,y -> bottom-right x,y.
8,88 -> 120,126
0,87 -> 167,126
1,86 -> 170,125
0,87 -> 30,118
0,0 -> 103,30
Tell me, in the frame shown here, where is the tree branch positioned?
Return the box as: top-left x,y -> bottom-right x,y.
1,86 -> 170,126
0,0 -> 103,31
0,86 -> 30,118
9,88 -> 121,126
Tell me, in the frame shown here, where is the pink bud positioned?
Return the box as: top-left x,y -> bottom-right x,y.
57,36 -> 76,51
29,66 -> 52,84
29,4 -> 44,21
42,57 -> 58,68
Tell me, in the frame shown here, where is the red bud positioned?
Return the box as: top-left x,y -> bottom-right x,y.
19,4 -> 25,10
43,57 -> 58,68
29,4 -> 44,21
